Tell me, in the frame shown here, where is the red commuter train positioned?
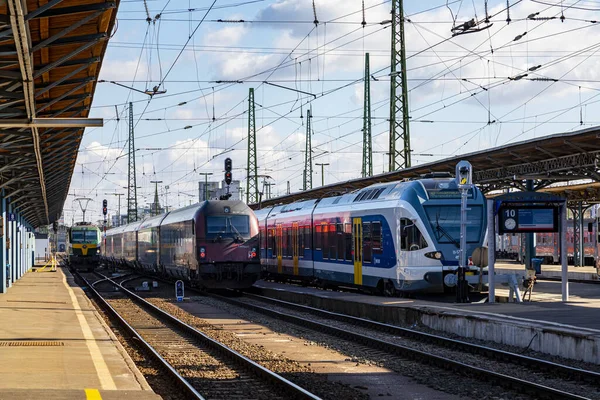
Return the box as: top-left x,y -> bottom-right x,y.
103,201 -> 260,289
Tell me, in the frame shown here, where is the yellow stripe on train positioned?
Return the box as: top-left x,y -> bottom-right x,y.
72,243 -> 98,256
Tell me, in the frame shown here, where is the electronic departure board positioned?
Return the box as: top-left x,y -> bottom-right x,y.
498,206 -> 559,234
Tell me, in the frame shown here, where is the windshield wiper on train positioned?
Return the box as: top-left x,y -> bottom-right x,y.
435,214 -> 460,248
228,218 -> 243,242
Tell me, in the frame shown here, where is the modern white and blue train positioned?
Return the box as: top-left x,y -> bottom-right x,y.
255,177 -> 487,295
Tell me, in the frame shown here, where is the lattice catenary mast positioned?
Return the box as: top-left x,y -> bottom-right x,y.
362,52 -> 373,177
389,0 -> 411,171
246,88 -> 258,204
304,108 -> 313,191
127,102 -> 138,223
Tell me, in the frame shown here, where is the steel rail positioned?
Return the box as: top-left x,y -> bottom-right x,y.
241,292 -> 600,384
75,271 -> 206,400
108,275 -> 321,400
212,292 -> 591,400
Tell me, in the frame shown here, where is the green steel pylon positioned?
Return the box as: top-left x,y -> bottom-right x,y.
246,88 -> 258,204
303,108 -> 313,191
389,0 -> 411,171
127,102 -> 138,223
362,52 -> 373,178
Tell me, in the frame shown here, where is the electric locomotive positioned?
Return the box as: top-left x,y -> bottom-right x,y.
256,177 -> 487,295
67,222 -> 101,271
103,200 -> 260,289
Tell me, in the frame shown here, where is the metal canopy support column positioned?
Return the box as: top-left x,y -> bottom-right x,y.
561,204 -> 569,301
0,191 -> 5,293
7,200 -> 12,287
487,199 -> 495,303
571,204 -> 583,267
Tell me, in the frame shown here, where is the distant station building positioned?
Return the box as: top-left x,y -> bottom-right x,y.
198,180 -> 242,202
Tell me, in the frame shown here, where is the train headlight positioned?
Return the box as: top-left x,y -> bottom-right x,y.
425,251 -> 443,260
199,247 -> 206,259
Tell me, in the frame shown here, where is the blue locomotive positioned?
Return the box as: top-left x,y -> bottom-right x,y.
255,177 -> 487,295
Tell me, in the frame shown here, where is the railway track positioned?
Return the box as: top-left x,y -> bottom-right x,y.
208,290 -> 598,400
76,271 -> 320,400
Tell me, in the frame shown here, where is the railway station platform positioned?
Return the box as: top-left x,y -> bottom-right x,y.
0,267 -> 161,400
495,261 -> 599,281
253,280 -> 600,365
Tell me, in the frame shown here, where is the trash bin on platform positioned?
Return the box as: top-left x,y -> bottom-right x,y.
531,258 -> 543,275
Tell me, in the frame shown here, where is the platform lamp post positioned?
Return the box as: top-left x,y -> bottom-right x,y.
455,161 -> 473,303
315,163 -> 329,187
164,185 -> 170,212
75,197 -> 92,223
199,173 -> 213,201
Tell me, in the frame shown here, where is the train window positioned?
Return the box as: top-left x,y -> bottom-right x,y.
298,226 -> 304,258
344,223 -> 352,261
363,222 -> 372,263
260,227 -> 266,250
337,224 -> 344,261
304,225 -> 311,250
372,222 -> 382,252
400,218 -> 428,251
270,228 -> 276,258
329,223 -> 337,260
323,224 -> 330,259
315,225 -> 322,250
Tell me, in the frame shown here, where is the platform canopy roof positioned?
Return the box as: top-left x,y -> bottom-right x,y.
253,126 -> 600,209
0,0 -> 117,227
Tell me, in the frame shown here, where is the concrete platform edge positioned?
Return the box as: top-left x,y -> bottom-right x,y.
255,285 -> 600,364
63,267 -> 154,391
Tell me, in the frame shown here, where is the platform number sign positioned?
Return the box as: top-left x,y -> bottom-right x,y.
175,280 -> 184,302
498,206 -> 559,234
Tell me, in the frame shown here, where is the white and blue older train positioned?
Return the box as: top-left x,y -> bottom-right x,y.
255,176 -> 487,295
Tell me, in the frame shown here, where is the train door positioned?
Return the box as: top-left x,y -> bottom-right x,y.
352,218 -> 363,285
292,222 -> 299,275
276,224 -> 283,273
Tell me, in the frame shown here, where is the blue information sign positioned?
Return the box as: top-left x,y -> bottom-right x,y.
175,280 -> 184,302
7,213 -> 15,222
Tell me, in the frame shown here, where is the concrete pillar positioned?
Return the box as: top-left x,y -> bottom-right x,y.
0,191 -> 5,293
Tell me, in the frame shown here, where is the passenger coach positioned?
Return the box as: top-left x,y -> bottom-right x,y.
104,201 -> 260,289
256,176 -> 487,295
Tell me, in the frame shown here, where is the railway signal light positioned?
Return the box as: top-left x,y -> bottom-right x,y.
224,158 -> 233,185
102,199 -> 108,216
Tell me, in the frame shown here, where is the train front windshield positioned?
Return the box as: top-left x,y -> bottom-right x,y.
424,205 -> 483,246
206,215 -> 250,237
71,230 -> 98,244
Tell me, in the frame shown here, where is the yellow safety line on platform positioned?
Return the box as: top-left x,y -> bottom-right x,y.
61,270 -> 117,390
85,389 -> 102,400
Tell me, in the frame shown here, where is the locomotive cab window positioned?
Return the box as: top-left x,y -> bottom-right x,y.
206,215 -> 250,237
400,218 -> 428,251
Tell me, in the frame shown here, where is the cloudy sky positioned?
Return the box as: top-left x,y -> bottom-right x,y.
67,0 -> 600,223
